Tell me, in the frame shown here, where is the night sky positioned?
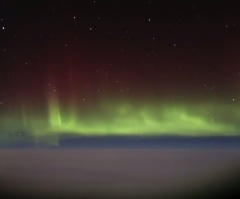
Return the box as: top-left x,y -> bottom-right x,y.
1,1 -> 240,142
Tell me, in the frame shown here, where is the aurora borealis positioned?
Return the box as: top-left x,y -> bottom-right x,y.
0,99 -> 240,143
1,2 -> 240,199
1,1 -> 240,143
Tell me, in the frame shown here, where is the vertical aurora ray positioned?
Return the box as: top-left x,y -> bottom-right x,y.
48,93 -> 62,129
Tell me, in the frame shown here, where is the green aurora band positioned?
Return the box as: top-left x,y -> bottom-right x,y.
0,95 -> 240,144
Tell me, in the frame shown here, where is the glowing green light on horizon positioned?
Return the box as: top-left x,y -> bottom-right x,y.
0,100 -> 239,143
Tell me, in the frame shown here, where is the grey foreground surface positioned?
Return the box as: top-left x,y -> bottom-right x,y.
0,149 -> 240,197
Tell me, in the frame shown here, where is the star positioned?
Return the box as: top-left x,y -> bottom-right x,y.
210,86 -> 215,90
2,26 -> 5,30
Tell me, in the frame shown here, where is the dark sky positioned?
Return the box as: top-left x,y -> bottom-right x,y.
1,0 -> 240,103
0,1 -> 240,139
